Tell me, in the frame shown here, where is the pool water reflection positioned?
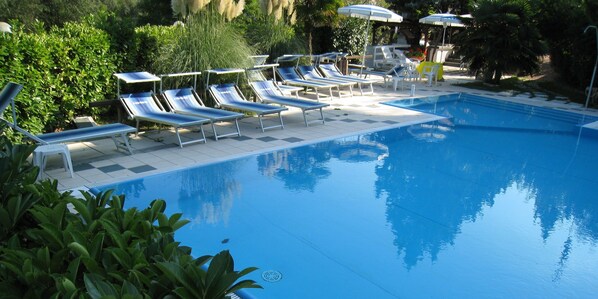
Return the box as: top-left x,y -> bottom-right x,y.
93,94 -> 598,298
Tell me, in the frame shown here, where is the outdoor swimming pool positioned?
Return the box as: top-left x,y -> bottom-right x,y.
92,93 -> 598,298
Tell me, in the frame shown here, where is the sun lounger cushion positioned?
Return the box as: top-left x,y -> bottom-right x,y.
162,88 -> 243,121
35,124 -> 136,144
209,84 -> 287,115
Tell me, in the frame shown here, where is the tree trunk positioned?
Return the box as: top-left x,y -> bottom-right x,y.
492,69 -> 502,84
308,29 -> 313,56
483,69 -> 494,84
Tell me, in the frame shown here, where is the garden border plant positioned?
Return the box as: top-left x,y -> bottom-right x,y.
0,123 -> 261,298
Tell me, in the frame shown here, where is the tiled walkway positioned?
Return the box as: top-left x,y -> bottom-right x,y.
39,68 -> 597,191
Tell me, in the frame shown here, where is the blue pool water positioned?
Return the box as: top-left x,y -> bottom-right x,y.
93,93 -> 598,298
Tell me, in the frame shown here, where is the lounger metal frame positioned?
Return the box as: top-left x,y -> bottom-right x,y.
296,65 -> 355,98
162,88 -> 242,141
318,63 -> 376,95
246,66 -> 302,98
275,67 -> 337,101
160,72 -> 243,141
120,92 -> 208,148
208,83 -> 286,132
248,80 -> 329,127
349,64 -> 408,88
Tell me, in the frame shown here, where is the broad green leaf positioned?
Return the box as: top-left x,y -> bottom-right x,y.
68,242 -> 90,258
156,262 -> 200,298
84,273 -> 119,299
56,276 -> 77,293
67,198 -> 92,225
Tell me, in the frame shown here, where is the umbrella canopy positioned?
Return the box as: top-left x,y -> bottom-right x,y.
419,13 -> 465,46
338,5 -> 402,72
338,5 -> 403,23
0,22 -> 11,34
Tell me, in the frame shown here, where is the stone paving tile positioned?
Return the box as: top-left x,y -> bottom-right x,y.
129,165 -> 157,174
97,164 -> 126,173
73,163 -> 95,172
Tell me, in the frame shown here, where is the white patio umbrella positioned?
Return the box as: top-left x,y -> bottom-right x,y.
338,5 -> 403,71
419,13 -> 465,46
0,22 -> 12,34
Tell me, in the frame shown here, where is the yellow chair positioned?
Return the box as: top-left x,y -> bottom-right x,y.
420,63 -> 441,86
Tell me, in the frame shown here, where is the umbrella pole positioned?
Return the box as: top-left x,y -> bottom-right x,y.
584,25 -> 598,110
442,25 -> 447,46
360,19 -> 370,75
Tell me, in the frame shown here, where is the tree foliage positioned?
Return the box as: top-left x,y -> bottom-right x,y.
532,0 -> 598,88
0,0 -> 140,29
455,0 -> 546,84
137,0 -> 177,25
332,17 -> 368,56
295,0 -> 344,54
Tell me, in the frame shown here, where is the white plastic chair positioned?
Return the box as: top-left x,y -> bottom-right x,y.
404,64 -> 420,82
421,64 -> 440,86
33,144 -> 74,180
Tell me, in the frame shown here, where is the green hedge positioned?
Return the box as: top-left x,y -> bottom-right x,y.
0,22 -> 117,139
132,25 -> 176,74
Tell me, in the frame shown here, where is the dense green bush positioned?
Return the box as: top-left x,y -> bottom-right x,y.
0,128 -> 261,298
0,22 -> 117,139
0,0 -> 141,30
533,0 -> 597,88
84,11 -> 139,72
133,25 -> 177,73
332,17 -> 368,56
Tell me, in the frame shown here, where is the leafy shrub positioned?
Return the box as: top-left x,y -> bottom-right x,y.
133,24 -> 177,73
84,10 -> 139,72
332,17 -> 367,56
0,127 -> 261,298
0,22 -> 117,138
534,0 -> 597,88
48,23 -> 117,121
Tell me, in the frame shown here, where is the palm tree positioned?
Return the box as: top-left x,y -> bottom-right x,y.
455,0 -> 546,84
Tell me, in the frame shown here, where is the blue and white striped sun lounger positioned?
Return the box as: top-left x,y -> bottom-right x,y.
208,83 -> 287,132
318,63 -> 376,95
296,65 -> 355,97
120,92 -> 209,148
249,80 -> 329,126
162,88 -> 243,140
276,67 -> 337,101
349,64 -> 406,87
1,82 -> 136,154
245,67 -> 302,97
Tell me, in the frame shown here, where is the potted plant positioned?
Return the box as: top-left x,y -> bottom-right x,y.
405,48 -> 426,61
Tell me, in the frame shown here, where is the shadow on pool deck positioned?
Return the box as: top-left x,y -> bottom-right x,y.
37,66 -> 597,191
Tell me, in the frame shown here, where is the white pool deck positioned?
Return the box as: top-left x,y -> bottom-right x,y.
39,66 -> 598,191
